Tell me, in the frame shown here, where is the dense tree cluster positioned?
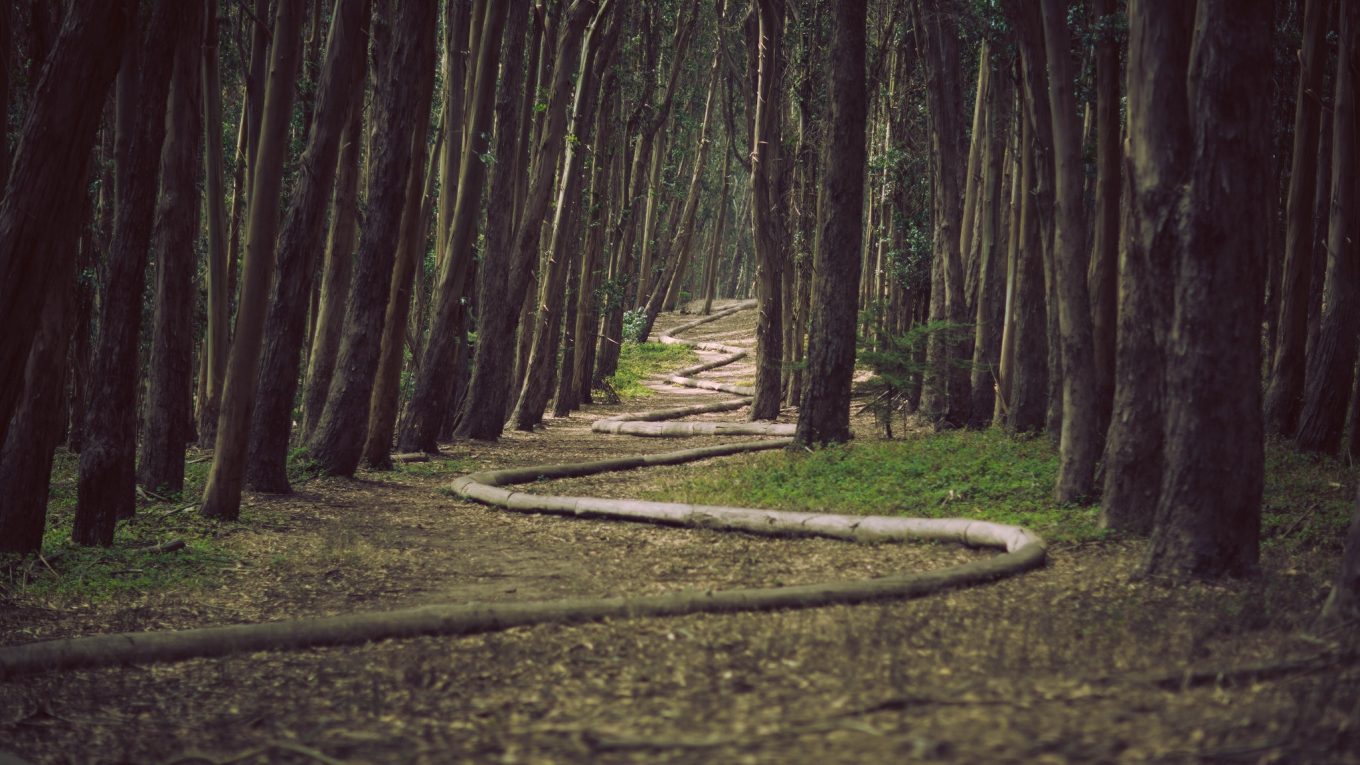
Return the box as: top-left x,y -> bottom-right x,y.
0,0 -> 1358,618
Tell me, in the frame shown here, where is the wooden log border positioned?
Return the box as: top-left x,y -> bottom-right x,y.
0,302 -> 1045,679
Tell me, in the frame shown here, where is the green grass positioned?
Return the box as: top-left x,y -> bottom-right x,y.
603,342 -> 698,400
640,429 -> 1359,549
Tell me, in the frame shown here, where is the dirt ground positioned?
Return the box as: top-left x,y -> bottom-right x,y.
2,304 -> 1357,764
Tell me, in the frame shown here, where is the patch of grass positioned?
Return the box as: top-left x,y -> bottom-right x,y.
642,430 -> 1360,550
642,429 -> 1104,543
603,342 -> 698,400
394,457 -> 472,477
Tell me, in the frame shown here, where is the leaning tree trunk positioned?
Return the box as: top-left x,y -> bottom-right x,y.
1294,3 -> 1359,458
1040,0 -> 1101,504
138,0 -> 205,495
308,0 -> 436,476
0,0 -> 128,453
74,1 -> 187,546
967,56 -> 1012,429
793,0 -> 865,447
1264,0 -> 1328,438
1143,0 -> 1271,579
363,19 -> 437,468
398,0 -> 513,450
246,0 -> 370,492
1101,0 -> 1193,534
198,0 -> 305,519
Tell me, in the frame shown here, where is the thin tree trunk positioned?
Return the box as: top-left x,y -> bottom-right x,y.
363,20 -> 437,469
749,0 -> 788,422
74,1 -> 187,546
246,0 -> 371,492
1087,0 -> 1120,442
199,0 -> 305,519
139,0 -> 205,495
1295,4 -> 1359,457
968,57 -> 1011,429
198,0 -> 231,447
308,0 -> 436,475
398,0 -> 512,451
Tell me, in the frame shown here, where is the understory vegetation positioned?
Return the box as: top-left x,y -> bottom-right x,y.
602,342 -> 698,400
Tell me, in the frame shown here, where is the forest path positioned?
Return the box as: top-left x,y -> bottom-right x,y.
0,303 -> 1332,765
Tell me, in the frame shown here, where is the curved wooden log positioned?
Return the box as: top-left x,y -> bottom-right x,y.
0,301 -> 1046,679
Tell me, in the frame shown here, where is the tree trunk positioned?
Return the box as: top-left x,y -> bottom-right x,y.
793,0 -> 865,447
1101,0 -> 1193,533
398,0 -> 513,450
1006,82 -> 1049,434
749,0 -> 788,422
308,0 -> 437,475
1087,0 -> 1120,442
139,0 -> 205,495
1264,0 -> 1329,438
1142,0 -> 1270,579
198,0 -> 232,448
245,0 -> 371,492
74,1 -> 187,546
1295,4 -> 1359,457
1319,484 -> 1360,626
967,54 -> 1012,429
199,0 -> 305,519
0,0 -> 129,452
301,98 -> 364,442
363,15 -> 437,468
1039,0 -> 1101,504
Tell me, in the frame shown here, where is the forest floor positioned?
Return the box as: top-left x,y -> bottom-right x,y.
2,303 -> 1359,764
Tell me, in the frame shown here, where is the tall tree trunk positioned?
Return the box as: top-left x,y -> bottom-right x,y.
1087,0 -> 1120,441
308,0 -> 436,475
1006,83 -> 1049,434
0,189 -> 86,553
749,0 -> 788,421
1295,4 -> 1359,457
246,0 -> 371,492
363,14 -> 437,468
139,0 -> 206,495
1264,0 -> 1328,438
1040,0 -> 1101,503
398,0 -> 512,450
74,1 -> 187,546
700,149 -> 732,316
793,0 -> 865,446
198,0 -> 231,446
301,99 -> 364,442
0,0 -> 129,451
1101,0 -> 1193,533
199,0 -> 305,519
917,0 -> 969,429
968,56 -> 1012,429
1142,0 -> 1270,579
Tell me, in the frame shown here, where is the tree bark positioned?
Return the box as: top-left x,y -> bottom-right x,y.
1039,0 -> 1101,504
74,0 -> 187,546
1295,3 -> 1359,457
398,0 -> 513,450
1006,82 -> 1049,434
968,54 -> 1012,429
308,0 -> 437,475
198,0 -> 231,447
362,13 -> 437,468
1087,0 -> 1120,442
793,0 -> 865,447
1142,0 -> 1270,579
245,0 -> 371,492
749,0 -> 789,422
1101,0 -> 1193,533
0,0 -> 128,452
301,98 -> 364,442
1264,0 -> 1329,438
138,0 -> 205,495
199,0 -> 305,518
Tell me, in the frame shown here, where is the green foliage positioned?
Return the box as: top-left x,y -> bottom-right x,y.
642,429 -> 1104,543
603,342 -> 697,400
622,308 -> 649,343
856,320 -> 970,437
